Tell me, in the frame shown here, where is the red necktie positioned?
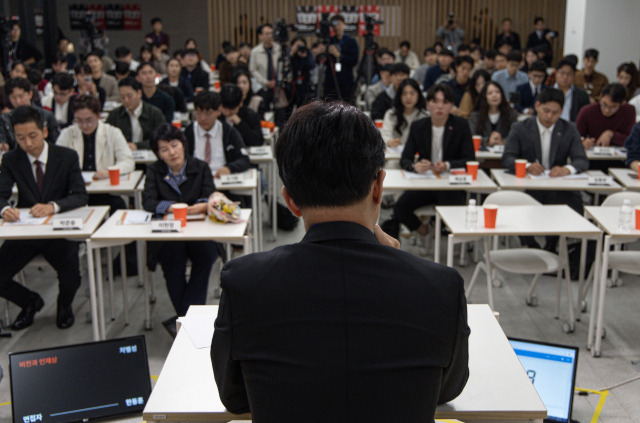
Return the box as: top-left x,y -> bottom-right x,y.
34,160 -> 44,194
204,133 -> 212,165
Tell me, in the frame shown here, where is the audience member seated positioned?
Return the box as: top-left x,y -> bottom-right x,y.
468,82 -> 517,147
394,40 -> 420,70
184,38 -> 214,78
456,44 -> 471,57
413,47 -> 437,88
423,50 -> 454,91
521,48 -> 538,73
143,123 -> 221,336
493,51 -> 508,71
41,53 -> 70,96
574,49 -> 608,101
495,39 -> 513,56
237,42 -> 252,67
106,77 -> 165,150
0,106 -> 88,330
8,61 -> 39,103
232,68 -> 266,118
181,48 -> 210,92
57,37 -> 78,69
57,95 -> 134,212
624,122 -> 640,172
457,69 -> 489,119
137,61 -> 175,123
185,91 -> 250,178
139,44 -> 153,65
446,55 -> 474,106
218,45 -> 240,86
494,18 -> 521,53
85,51 -> 120,102
0,78 -> 60,150
502,88 -> 588,249
145,17 -> 170,52
381,78 -> 428,150
553,58 -> 590,122
41,73 -> 76,129
367,48 -> 395,85
365,64 -> 392,110
616,62 -> 640,102
515,60 -> 547,114
470,45 -> 485,72
526,17 -> 555,65
577,83 -> 635,149
371,63 -> 410,121
74,64 -> 106,107
394,84 -> 474,254
219,84 -> 263,147
150,42 -> 171,75
483,49 -> 498,74
491,51 -> 528,100
111,61 -> 134,81
160,57 -> 194,103
114,45 -> 140,72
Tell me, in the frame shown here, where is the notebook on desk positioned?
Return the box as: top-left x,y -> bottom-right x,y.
509,338 -> 579,423
9,336 -> 151,423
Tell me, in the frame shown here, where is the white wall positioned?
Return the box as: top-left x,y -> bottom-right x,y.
564,0 -> 640,81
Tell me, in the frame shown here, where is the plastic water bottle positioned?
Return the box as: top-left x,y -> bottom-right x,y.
465,199 -> 478,230
618,199 -> 633,231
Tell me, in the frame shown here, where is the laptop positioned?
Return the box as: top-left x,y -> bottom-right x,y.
509,337 -> 579,423
9,335 -> 151,423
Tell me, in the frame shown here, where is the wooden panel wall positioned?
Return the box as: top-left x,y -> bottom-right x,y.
207,0 -> 566,63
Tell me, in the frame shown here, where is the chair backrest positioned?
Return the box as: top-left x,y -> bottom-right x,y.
601,191 -> 640,207
483,190 -> 542,206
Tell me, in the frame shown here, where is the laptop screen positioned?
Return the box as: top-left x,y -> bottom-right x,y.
9,335 -> 151,423
509,338 -> 579,423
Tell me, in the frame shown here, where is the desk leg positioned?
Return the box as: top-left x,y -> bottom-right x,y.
577,235 -> 587,318
559,236 -> 575,331
251,187 -> 259,253
106,248 -> 114,321
446,234 -> 454,268
257,171 -> 263,252
142,241 -> 152,330
86,241 -> 100,341
95,247 -> 106,339
483,237 -> 495,311
594,235 -> 611,357
134,191 -> 144,286
271,160 -> 277,242
434,214 -> 441,264
587,235 -> 602,351
120,245 -> 129,325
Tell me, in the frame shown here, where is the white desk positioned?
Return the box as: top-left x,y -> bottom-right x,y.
585,147 -> 627,161
609,167 -> 640,191
87,209 -> 252,340
583,206 -> 640,357
0,206 -> 110,340
83,170 -> 144,194
249,145 -> 278,242
131,150 -> 158,165
435,205 -> 602,331
143,304 -> 546,422
382,169 -> 498,193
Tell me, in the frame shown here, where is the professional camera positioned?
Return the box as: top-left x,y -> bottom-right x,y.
364,14 -> 383,34
274,18 -> 296,44
316,13 -> 334,45
0,16 -> 17,74
447,11 -> 455,26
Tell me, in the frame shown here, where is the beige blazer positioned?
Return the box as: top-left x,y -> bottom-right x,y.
56,121 -> 134,174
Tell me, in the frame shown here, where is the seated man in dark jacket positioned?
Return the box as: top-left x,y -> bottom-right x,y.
219,83 -> 264,147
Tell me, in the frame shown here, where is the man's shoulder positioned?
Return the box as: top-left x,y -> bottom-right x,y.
101,73 -> 118,84
50,143 -> 80,161
516,82 -> 529,91
143,102 -> 164,119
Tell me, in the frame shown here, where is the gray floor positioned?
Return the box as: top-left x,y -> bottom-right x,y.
0,212 -> 638,422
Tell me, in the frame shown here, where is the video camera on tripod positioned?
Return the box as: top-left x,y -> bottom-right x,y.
274,18 -> 297,44
357,14 -> 384,90
82,11 -> 105,52
0,15 -> 18,75
316,13 -> 336,45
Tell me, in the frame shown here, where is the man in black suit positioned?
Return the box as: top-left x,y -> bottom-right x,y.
553,58 -> 590,122
515,60 -> 547,114
503,88 -> 588,249
211,101 -> 469,422
0,106 -> 88,330
526,17 -> 557,66
394,84 -> 475,250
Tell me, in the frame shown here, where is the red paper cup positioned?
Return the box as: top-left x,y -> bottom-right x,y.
108,166 -> 120,186
214,81 -> 221,90
171,120 -> 182,129
636,206 -> 640,230
472,135 -> 482,152
515,159 -> 527,178
466,161 -> 479,180
374,119 -> 384,129
484,204 -> 498,229
210,64 -> 216,72
173,203 -> 188,227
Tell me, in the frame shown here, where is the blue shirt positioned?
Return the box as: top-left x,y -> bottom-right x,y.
491,69 -> 529,97
554,83 -> 574,122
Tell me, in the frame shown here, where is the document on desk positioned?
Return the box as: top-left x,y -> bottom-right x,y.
2,214 -> 50,226
402,170 -> 437,179
528,170 -> 588,180
386,146 -> 403,155
177,314 -> 215,349
81,172 -> 94,184
119,210 -> 152,225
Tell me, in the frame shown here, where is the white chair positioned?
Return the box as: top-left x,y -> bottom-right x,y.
466,191 -> 570,326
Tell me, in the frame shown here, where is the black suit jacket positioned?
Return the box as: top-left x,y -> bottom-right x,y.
401,115 -> 475,170
212,221 -> 469,422
568,86 -> 590,122
0,143 -> 88,211
370,90 -> 393,121
515,83 -> 539,112
223,106 -> 264,147
184,122 -> 251,173
502,117 -> 588,172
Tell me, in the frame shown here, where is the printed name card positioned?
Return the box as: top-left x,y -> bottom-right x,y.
151,220 -> 181,232
132,150 -> 149,160
249,146 -> 271,156
52,218 -> 83,230
220,174 -> 243,185
588,176 -> 613,186
593,146 -> 614,155
449,175 -> 472,185
491,145 -> 505,153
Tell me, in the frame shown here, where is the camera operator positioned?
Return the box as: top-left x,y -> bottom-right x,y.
4,21 -> 43,69
317,14 -> 359,103
436,13 -> 465,54
526,17 -> 557,66
290,37 -> 315,108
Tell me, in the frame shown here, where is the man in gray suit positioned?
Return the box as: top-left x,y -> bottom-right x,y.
502,87 -> 588,250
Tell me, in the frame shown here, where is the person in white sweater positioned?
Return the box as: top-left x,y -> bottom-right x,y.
381,78 -> 429,149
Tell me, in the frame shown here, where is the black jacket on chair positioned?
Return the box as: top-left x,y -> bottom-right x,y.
401,115 -> 475,170
0,143 -> 88,211
212,220 -> 470,422
184,122 -> 251,174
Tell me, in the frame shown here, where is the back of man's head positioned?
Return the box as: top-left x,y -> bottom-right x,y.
276,101 -> 385,209
390,63 -> 410,76
11,105 -> 43,129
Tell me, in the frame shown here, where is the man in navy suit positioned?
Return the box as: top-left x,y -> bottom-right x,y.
0,106 -> 88,330
212,100 -> 469,422
515,60 -> 547,114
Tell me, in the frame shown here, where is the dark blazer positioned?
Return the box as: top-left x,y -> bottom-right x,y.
105,102 -> 166,150
222,106 -> 264,147
502,117 -> 588,172
142,156 -> 215,214
212,221 -> 469,422
160,76 -> 195,103
0,106 -> 60,149
143,88 -> 175,123
184,122 -> 251,173
0,142 -> 88,211
370,90 -> 393,121
515,83 -> 539,113
494,31 -> 521,51
181,64 -> 210,91
401,115 -> 475,170
567,86 -> 590,122
468,109 -> 518,146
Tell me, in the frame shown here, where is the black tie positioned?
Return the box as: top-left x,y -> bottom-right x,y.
34,160 -> 44,194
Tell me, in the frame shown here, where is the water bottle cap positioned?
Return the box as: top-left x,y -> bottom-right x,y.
469,199 -> 476,205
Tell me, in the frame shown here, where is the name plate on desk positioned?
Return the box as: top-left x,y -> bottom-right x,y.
53,218 -> 83,230
249,146 -> 270,156
220,174 -> 243,185
449,175 -> 472,185
151,220 -> 181,232
490,145 -> 505,153
588,176 -> 613,186
593,146 -> 614,155
131,150 -> 149,160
